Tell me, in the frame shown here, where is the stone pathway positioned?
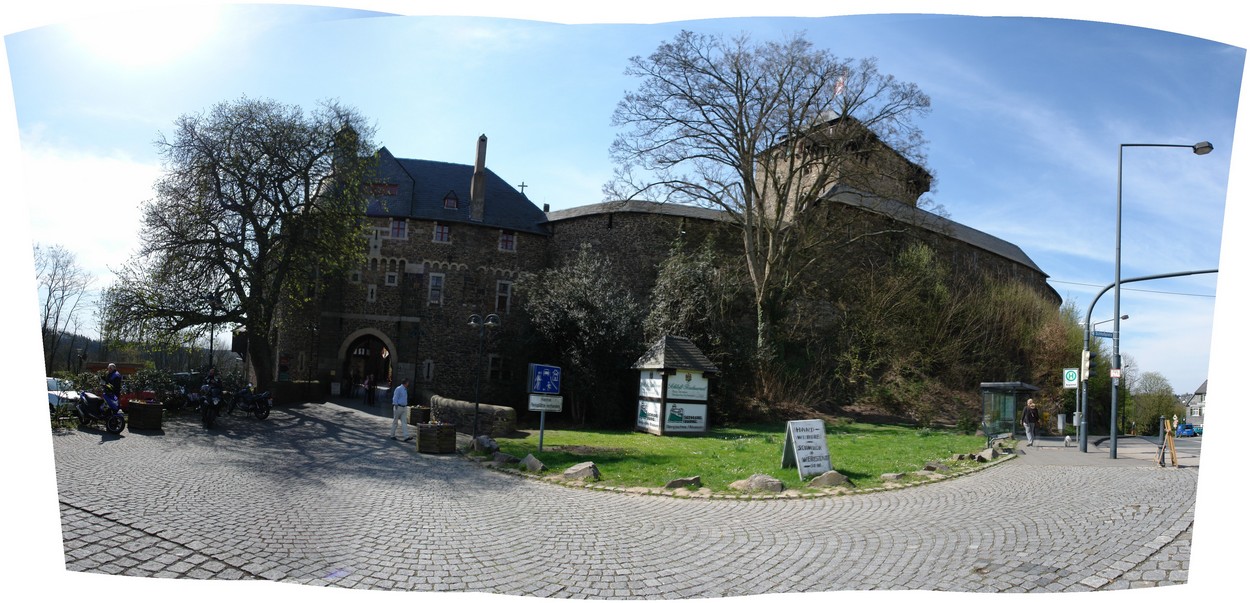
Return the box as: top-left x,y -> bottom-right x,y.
49,401 -> 1201,596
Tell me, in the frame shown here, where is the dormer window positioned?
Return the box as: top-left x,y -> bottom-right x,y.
366,182 -> 398,196
443,191 -> 460,210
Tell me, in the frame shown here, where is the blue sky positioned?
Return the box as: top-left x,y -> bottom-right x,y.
5,2 -> 1248,600
6,3 -> 1239,394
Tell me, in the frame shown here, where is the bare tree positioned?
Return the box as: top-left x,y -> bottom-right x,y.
34,243 -> 94,373
102,97 -> 377,388
609,30 -> 931,363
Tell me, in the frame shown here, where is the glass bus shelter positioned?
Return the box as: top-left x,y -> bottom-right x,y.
980,381 -> 1039,445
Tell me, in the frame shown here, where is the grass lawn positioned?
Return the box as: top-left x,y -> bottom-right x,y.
484,421 -> 988,493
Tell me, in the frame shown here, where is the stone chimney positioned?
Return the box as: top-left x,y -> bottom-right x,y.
470,134 -> 487,222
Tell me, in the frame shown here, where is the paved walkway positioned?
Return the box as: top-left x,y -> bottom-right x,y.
51,400 -> 1200,596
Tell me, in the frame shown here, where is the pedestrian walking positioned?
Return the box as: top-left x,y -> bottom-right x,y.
390,378 -> 412,441
1021,398 -> 1041,447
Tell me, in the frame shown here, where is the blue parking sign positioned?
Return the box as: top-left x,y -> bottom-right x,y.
528,364 -> 561,394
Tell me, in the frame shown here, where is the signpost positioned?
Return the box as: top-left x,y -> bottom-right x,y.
528,364 -> 562,451
781,420 -> 832,480
1063,368 -> 1079,390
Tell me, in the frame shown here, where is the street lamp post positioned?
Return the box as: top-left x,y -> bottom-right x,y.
468,313 -> 500,440
1110,141 -> 1212,459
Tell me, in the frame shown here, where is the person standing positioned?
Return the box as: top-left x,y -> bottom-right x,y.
390,378 -> 412,441
364,374 -> 375,406
1021,398 -> 1041,447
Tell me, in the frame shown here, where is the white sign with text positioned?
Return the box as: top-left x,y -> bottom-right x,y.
637,400 -> 662,433
781,419 -> 832,479
666,370 -> 710,401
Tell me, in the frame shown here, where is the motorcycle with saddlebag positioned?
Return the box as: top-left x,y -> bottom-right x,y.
228,384 -> 272,420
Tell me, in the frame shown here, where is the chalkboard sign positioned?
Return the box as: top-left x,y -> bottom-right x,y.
781,420 -> 832,479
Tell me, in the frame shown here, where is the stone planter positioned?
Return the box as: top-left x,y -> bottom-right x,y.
127,400 -> 163,431
416,423 -> 456,454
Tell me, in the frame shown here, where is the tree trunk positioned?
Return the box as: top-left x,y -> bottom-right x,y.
248,333 -> 275,391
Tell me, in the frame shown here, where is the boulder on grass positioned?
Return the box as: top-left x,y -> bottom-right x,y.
809,470 -> 849,488
729,474 -> 785,493
665,476 -> 702,489
473,435 -> 499,454
563,461 -> 601,481
521,454 -> 546,473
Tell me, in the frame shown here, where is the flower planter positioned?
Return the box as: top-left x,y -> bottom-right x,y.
416,423 -> 456,454
409,406 -> 431,425
127,400 -> 163,431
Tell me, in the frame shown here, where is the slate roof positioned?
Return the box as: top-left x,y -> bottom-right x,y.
364,147 -> 549,236
545,200 -> 733,224
824,185 -> 1049,277
632,335 -> 720,373
546,192 -> 1048,282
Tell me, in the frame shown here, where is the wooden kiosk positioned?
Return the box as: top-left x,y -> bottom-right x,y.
632,336 -> 719,435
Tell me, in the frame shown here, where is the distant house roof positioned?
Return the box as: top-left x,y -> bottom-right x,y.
632,335 -> 720,373
365,147 -> 549,236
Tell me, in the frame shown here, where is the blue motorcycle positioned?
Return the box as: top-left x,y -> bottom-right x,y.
74,391 -> 126,434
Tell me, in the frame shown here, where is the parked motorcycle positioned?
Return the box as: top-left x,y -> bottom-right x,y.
199,384 -> 225,428
74,391 -> 126,434
228,384 -> 272,420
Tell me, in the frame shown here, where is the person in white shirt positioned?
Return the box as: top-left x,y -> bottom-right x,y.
390,378 -> 412,441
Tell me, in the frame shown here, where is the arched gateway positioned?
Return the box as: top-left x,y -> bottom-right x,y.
338,328 -> 399,391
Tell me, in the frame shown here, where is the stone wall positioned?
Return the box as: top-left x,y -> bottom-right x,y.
418,388 -> 517,437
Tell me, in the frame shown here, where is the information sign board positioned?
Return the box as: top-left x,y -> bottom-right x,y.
666,370 -> 709,401
1063,368 -> 1079,389
781,420 -> 832,479
528,395 -> 563,412
663,402 -> 707,432
637,400 -> 662,434
528,364 -> 562,394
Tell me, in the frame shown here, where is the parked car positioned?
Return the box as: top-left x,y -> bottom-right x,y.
1193,424 -> 1203,436
1176,423 -> 1197,437
46,377 -> 79,413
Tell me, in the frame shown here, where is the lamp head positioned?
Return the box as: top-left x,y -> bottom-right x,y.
485,314 -> 501,328
1192,141 -> 1214,155
468,314 -> 482,328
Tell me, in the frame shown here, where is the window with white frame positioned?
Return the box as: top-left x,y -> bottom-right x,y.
428,273 -> 445,305
495,280 -> 512,314
421,359 -> 435,383
389,219 -> 407,239
385,272 -> 399,287
498,230 -> 517,252
433,223 -> 451,243
367,284 -> 377,303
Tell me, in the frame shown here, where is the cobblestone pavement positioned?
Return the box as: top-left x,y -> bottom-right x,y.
51,401 -> 1200,597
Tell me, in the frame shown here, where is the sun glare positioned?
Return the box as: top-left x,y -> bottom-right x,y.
67,5 -> 221,69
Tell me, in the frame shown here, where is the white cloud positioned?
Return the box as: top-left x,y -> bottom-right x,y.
21,138 -> 158,296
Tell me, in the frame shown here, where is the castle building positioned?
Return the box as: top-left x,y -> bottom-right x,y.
276,133 -> 1057,412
